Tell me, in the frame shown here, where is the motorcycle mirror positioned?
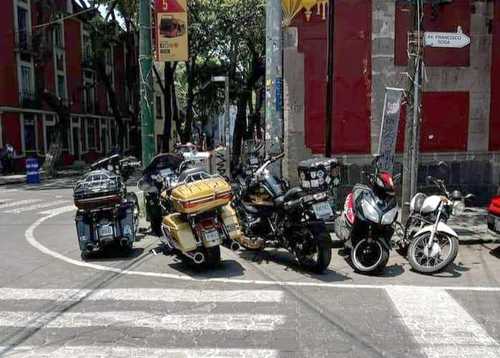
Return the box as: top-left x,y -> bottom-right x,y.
465,193 -> 475,199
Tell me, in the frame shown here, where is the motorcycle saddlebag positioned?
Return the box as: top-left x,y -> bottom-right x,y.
73,169 -> 123,211
162,213 -> 198,252
220,204 -> 242,240
170,177 -> 232,215
118,202 -> 135,244
297,158 -> 339,193
75,212 -> 94,251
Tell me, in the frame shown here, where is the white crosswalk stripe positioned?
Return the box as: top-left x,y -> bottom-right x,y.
387,287 -> 500,358
0,199 -> 42,210
0,189 -> 19,193
2,200 -> 69,214
0,288 -> 285,357
0,288 -> 284,303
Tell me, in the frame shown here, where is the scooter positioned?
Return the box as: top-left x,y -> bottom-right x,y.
335,156 -> 399,275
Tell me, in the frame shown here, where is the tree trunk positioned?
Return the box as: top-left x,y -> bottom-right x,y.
231,91 -> 249,170
184,58 -> 196,143
162,62 -> 177,152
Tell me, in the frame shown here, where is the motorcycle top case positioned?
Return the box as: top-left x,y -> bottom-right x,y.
73,169 -> 123,210
170,177 -> 232,214
297,157 -> 338,193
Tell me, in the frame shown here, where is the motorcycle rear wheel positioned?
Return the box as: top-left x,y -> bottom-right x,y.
204,246 -> 221,268
297,231 -> 332,274
407,232 -> 458,274
350,239 -> 389,275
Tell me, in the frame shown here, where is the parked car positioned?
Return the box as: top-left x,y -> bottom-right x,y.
487,195 -> 500,235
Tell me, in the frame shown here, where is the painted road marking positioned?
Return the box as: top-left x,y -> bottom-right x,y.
0,199 -> 41,210
25,205 -> 500,291
3,200 -> 69,214
0,288 -> 284,303
0,311 -> 285,331
386,287 -> 500,358
39,205 -> 76,215
0,189 -> 18,193
0,346 -> 279,358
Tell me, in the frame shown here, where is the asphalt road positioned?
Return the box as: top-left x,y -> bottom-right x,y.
1,181 -> 500,357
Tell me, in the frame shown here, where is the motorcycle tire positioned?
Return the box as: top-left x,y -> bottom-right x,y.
349,238 -> 389,275
407,232 -> 459,274
150,215 -> 163,237
298,231 -> 332,274
126,193 -> 140,235
204,246 -> 221,268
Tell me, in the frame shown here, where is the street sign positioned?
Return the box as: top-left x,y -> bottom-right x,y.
424,27 -> 470,49
155,0 -> 189,62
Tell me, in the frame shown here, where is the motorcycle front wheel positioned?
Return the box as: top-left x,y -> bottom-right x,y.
350,238 -> 389,275
297,231 -> 332,274
407,232 -> 459,274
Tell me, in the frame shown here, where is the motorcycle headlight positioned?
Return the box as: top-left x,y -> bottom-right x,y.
361,200 -> 380,223
381,207 -> 398,225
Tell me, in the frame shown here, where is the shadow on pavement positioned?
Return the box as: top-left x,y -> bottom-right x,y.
238,249 -> 352,282
167,259 -> 246,279
82,247 -> 145,262
489,245 -> 500,258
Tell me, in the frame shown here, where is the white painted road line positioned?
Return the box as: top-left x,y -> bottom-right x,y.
386,287 -> 500,358
0,199 -> 41,210
39,205 -> 76,215
3,200 -> 69,214
0,288 -> 284,303
0,346 -> 279,358
0,189 -> 18,193
0,311 -> 285,331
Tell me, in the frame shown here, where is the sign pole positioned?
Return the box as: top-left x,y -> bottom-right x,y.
265,0 -> 283,173
139,0 -> 155,167
402,0 -> 423,221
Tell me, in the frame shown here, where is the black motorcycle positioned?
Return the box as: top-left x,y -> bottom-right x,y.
233,154 -> 335,273
74,154 -> 141,258
335,157 -> 399,274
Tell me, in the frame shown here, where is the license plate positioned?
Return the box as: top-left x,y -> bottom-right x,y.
98,225 -> 113,238
313,201 -> 333,220
203,230 -> 221,247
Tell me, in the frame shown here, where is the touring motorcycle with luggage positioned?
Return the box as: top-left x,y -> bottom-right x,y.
335,156 -> 399,275
394,175 -> 468,274
233,154 -> 335,273
73,155 -> 141,259
160,172 -> 243,268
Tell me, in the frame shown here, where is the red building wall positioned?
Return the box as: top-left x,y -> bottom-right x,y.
293,0 -> 372,155
114,44 -> 125,102
2,113 -> 21,152
65,18 -> 82,113
0,0 -> 19,107
491,0 -> 500,150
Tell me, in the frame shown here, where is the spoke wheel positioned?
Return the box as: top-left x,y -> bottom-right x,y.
407,232 -> 459,274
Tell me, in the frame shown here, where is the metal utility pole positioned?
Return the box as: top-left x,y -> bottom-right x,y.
139,0 -> 155,167
265,0 -> 283,170
224,76 -> 230,147
402,0 -> 423,220
325,0 -> 335,158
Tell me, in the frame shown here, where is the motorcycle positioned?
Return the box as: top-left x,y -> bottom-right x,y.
233,153 -> 335,273
160,172 -> 243,268
393,175 -> 468,274
137,153 -> 185,236
73,154 -> 141,259
335,156 -> 399,275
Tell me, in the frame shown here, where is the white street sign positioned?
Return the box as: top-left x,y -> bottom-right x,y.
424,27 -> 470,49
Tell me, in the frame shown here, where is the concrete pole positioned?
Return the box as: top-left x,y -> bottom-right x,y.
265,0 -> 283,172
139,0 -> 155,167
224,76 -> 231,177
402,0 -> 423,220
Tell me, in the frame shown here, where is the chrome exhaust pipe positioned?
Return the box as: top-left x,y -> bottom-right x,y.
230,241 -> 240,251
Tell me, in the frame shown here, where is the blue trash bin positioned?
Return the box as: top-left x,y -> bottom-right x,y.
26,158 -> 40,184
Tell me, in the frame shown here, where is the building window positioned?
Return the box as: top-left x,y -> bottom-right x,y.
156,96 -> 162,118
57,75 -> 66,99
56,53 -> 64,71
83,33 -> 92,61
88,119 -> 96,150
23,115 -> 37,155
20,65 -> 32,99
17,7 -> 28,48
54,24 -> 64,49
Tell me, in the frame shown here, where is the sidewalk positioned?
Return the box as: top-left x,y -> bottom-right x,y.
449,208 -> 500,245
0,169 -> 84,186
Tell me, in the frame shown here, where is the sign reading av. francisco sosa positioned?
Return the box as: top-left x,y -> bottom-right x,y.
424,27 -> 471,49
155,0 -> 189,62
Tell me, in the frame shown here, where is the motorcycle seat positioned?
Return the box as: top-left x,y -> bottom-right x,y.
178,167 -> 209,182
